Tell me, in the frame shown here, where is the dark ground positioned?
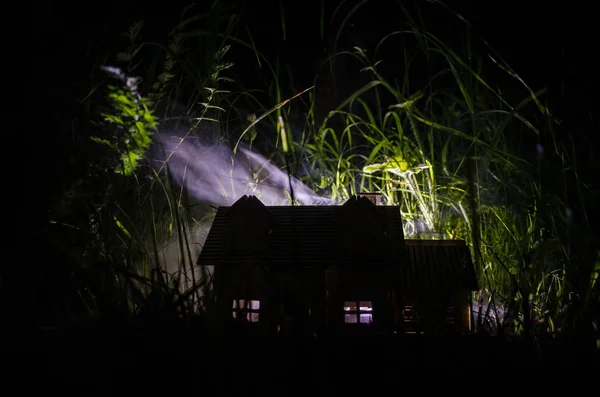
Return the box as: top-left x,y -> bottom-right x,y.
21,334 -> 598,394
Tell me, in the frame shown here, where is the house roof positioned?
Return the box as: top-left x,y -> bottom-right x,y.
402,240 -> 479,292
197,195 -> 479,291
198,195 -> 407,267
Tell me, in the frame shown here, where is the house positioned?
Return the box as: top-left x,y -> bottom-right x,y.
197,194 -> 479,336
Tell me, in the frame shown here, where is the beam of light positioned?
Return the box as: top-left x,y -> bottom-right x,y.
151,130 -> 335,207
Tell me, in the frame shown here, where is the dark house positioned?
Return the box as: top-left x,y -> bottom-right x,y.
197,194 -> 478,336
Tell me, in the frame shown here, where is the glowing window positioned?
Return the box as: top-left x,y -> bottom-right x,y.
232,299 -> 260,322
343,301 -> 373,324
402,305 -> 418,321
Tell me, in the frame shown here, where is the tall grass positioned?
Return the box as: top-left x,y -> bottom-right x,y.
43,0 -> 598,353
44,2 -> 245,328
293,3 -> 598,345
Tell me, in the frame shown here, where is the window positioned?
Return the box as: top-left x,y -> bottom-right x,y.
343,301 -> 373,324
232,299 -> 260,322
402,305 -> 418,321
402,305 -> 419,333
445,306 -> 456,323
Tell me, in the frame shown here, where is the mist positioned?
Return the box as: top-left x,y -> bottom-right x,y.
152,129 -> 334,207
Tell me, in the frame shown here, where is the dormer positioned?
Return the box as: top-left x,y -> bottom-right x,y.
335,195 -> 387,259
226,195 -> 272,255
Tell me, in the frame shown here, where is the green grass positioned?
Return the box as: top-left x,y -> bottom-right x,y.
43,0 -> 599,353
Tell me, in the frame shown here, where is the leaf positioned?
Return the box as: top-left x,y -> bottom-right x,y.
142,110 -> 157,128
112,93 -> 136,108
389,92 -> 423,110
103,114 -> 124,125
319,176 -> 329,189
113,216 -> 131,239
123,106 -> 138,118
135,121 -> 146,133
363,155 -> 409,176
90,136 -> 119,152
101,67 -> 158,176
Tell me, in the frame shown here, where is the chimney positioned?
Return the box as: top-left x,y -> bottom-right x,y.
356,192 -> 384,206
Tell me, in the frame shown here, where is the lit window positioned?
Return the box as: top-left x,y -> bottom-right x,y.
343,301 -> 373,324
232,299 -> 260,322
402,305 -> 418,321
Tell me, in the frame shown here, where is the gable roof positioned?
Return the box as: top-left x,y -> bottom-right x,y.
335,194 -> 396,258
198,195 -> 406,267
225,195 -> 272,253
401,240 -> 479,292
197,195 -> 479,291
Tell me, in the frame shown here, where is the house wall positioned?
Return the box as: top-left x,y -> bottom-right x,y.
399,289 -> 472,334
215,263 -> 473,336
215,264 -> 330,334
215,264 -> 272,332
326,266 -> 399,335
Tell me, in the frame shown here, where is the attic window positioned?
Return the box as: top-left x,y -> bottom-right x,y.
232,299 -> 260,322
343,301 -> 373,324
